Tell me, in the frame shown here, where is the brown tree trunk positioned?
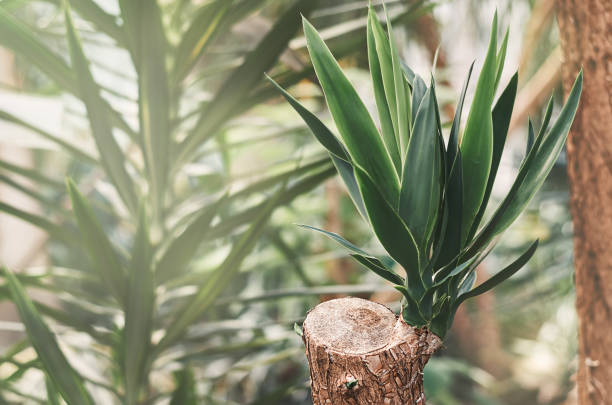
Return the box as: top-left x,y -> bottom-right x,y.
557,1 -> 612,403
302,297 -> 441,404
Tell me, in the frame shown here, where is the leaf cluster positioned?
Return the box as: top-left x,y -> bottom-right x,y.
271,7 -> 582,338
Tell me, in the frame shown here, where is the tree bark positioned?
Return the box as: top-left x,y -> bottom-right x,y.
302,297 -> 441,404
557,1 -> 612,403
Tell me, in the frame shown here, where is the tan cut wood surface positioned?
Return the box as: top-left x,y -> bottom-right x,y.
303,297 -> 441,405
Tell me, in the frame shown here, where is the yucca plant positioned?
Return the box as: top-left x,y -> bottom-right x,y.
270,6 -> 582,404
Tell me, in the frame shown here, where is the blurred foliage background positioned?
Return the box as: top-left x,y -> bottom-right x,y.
0,0 -> 575,404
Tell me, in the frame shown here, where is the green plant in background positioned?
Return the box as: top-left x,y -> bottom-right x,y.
270,7 -> 582,339
0,0 -> 359,403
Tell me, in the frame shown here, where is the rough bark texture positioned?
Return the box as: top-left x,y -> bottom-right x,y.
557,1 -> 612,403
303,297 -> 442,405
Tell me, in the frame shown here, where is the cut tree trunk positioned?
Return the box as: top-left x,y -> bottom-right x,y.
302,297 -> 441,405
557,0 -> 612,403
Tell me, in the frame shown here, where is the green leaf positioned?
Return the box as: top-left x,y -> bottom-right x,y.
385,7 -> 410,154
460,14 -> 499,243
0,6 -> 75,92
538,96 -> 555,139
265,75 -> 348,161
46,375 -> 62,405
456,240 -> 538,306
67,179 -> 126,304
457,271 -> 476,296
264,76 -> 368,219
0,174 -> 66,215
368,7 -> 405,155
394,285 -> 426,326
135,1 -> 171,219
467,73 -> 518,241
367,8 -> 400,172
435,64 -> 474,268
64,3 -> 138,214
123,206 -> 154,405
467,71 -> 582,256
169,368 -> 198,405
331,155 -> 368,220
156,194 -> 228,285
172,1 -> 231,82
353,166 -> 422,298
0,159 -> 64,189
399,86 -> 440,248
298,224 -> 371,257
432,256 -> 478,287
494,28 -> 509,90
156,187 -> 283,351
447,62 -> 474,167
43,0 -> 125,46
0,5 -> 135,138
526,118 -> 535,159
0,201 -> 74,245
206,166 -> 335,241
429,296 -> 450,338
350,254 -> 405,285
495,71 -> 582,230
0,109 -> 97,164
411,75 -> 427,125
303,16 -> 400,206
3,267 -> 94,405
177,0 -> 318,166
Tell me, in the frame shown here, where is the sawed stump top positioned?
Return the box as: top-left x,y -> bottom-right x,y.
302,297 -> 442,405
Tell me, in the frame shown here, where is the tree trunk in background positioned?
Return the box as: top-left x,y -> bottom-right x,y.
303,297 -> 441,404
557,1 -> 612,403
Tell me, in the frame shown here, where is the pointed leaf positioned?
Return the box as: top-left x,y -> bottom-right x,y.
3,267 -> 94,405
157,187 -> 283,351
468,71 -> 582,255
350,254 -> 405,285
0,109 -> 97,163
177,0 -> 318,165
368,7 -> 400,151
156,194 -> 228,285
136,1 -> 171,218
494,28 -> 509,90
0,201 -> 74,245
394,285 -> 426,326
124,206 -> 154,405
385,8 -> 410,153
399,86 -> 440,247
353,165 -> 422,297
367,8 -> 401,172
67,179 -> 126,304
447,62 -> 474,167
169,368 -> 197,405
467,73 -> 518,240
303,17 -> 399,205
460,14 -> 499,243
456,240 -> 538,305
173,1 -> 231,82
411,75 -> 427,125
457,271 -> 476,296
298,224 -> 371,256
265,75 -> 348,161
331,155 -> 367,220
64,3 -> 138,213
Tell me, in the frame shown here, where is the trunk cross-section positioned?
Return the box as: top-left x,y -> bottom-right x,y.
303,297 -> 442,405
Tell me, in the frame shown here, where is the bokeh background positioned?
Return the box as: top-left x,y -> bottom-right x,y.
0,0 -> 577,404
